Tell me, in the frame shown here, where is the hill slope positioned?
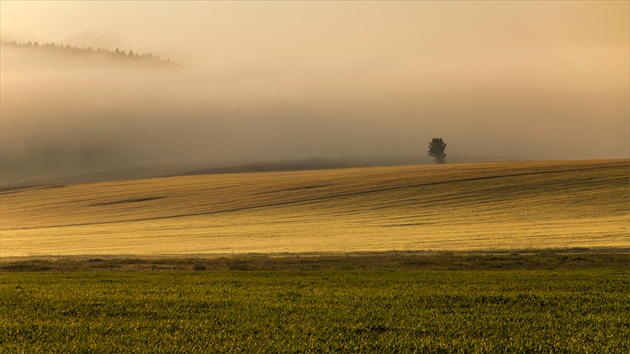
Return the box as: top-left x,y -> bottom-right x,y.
1,160 -> 628,257
0,39 -> 182,68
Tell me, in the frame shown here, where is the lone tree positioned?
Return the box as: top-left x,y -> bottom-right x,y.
428,138 -> 447,163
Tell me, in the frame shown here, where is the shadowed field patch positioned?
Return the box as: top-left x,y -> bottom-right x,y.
91,197 -> 166,207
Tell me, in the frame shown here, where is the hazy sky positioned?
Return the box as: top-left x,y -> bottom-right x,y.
1,1 -> 628,184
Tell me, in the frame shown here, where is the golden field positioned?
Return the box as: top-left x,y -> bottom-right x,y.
1,160 -> 628,257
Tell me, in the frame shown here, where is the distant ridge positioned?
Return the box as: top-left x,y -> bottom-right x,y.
175,158 -> 362,177
0,39 -> 183,68
0,157 -> 409,188
0,154 -> 544,187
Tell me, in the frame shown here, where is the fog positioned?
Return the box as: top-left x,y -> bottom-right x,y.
1,2 -> 628,185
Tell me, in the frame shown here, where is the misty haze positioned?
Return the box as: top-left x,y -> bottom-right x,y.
1,3 -> 629,351
1,2 -> 628,185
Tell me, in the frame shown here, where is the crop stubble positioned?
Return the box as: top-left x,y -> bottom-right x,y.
1,159 -> 628,257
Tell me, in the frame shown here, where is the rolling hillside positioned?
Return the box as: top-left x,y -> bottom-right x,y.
0,39 -> 182,68
1,160 -> 628,257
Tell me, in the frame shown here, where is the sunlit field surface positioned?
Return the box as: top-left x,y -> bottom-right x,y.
2,160 -> 629,352
2,269 -> 629,353
1,160 -> 628,257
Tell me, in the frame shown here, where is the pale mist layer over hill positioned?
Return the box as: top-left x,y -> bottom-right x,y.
1,25 -> 628,186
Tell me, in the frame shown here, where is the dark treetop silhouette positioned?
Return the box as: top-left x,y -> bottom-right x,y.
0,39 -> 182,68
428,138 -> 447,164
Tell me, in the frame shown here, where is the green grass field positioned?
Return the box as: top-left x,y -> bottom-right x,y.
2,267 -> 628,353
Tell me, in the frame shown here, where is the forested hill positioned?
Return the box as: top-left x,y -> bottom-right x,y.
0,39 -> 183,68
